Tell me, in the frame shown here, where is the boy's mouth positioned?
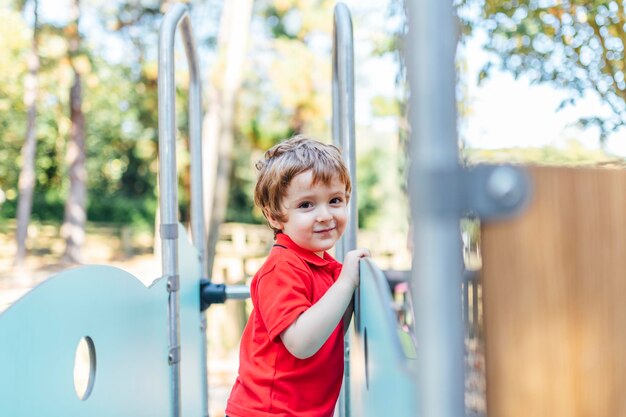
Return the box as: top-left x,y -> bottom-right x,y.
314,226 -> 335,234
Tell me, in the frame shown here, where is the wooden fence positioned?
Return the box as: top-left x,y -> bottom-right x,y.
481,166 -> 626,417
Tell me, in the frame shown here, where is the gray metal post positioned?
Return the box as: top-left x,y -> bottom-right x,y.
158,3 -> 208,417
181,15 -> 211,417
332,2 -> 356,269
332,3 -> 356,417
406,1 -> 466,417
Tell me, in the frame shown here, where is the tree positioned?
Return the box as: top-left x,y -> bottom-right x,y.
14,0 -> 39,267
245,0 -> 336,141
459,0 -> 626,142
0,6 -> 30,221
0,0 -> 197,237
203,0 -> 254,276
61,0 -> 87,263
222,0 -> 405,231
219,0 -> 338,228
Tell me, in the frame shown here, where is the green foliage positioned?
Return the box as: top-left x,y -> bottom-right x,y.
0,6 -> 29,206
225,141 -> 261,224
88,195 -> 156,226
462,138 -> 623,166
0,0 -> 402,234
356,142 -> 408,231
357,149 -> 384,229
370,95 -> 401,118
460,0 -> 626,140
225,0 -> 338,225
240,0 -> 334,144
0,2 -> 163,227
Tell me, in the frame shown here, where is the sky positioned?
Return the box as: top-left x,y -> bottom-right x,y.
461,29 -> 626,156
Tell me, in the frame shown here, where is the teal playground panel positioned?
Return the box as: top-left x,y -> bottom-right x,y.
0,1 -> 530,416
0,225 -> 204,417
0,231 -> 416,417
350,259 -> 417,417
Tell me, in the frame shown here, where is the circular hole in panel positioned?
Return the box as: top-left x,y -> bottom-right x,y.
73,336 -> 96,400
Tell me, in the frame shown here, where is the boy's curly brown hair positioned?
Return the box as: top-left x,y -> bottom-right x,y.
254,135 -> 352,235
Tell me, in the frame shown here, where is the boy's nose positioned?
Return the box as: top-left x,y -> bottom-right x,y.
316,205 -> 332,222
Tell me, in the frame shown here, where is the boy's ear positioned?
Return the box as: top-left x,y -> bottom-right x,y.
264,209 -> 284,231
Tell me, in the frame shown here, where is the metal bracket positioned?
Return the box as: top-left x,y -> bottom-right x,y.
463,164 -> 531,220
200,279 -> 225,311
199,279 -> 251,311
413,164 -> 531,220
166,275 -> 180,292
168,346 -> 181,365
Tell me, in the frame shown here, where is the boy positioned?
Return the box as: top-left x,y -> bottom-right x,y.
225,135 -> 370,417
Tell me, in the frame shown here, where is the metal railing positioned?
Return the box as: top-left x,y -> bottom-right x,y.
157,4 -> 207,416
332,3 -> 356,417
332,1 -> 357,259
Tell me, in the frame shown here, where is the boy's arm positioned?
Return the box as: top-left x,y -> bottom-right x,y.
280,248 -> 370,359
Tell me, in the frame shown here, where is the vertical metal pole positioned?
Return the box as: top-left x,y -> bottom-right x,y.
406,1 -> 466,417
180,5 -> 207,284
181,17 -> 211,417
159,4 -> 208,416
332,3 -> 355,417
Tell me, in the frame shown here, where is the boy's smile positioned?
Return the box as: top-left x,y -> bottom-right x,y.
267,170 -> 348,257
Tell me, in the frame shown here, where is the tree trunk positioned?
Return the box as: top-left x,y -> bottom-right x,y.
203,0 -> 254,277
14,0 -> 39,268
62,0 -> 87,263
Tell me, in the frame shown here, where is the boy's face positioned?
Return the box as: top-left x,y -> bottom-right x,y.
267,170 -> 348,257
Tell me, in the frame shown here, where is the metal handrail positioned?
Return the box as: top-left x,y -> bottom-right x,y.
158,3 -> 207,417
332,2 -> 357,260
332,3 -> 355,417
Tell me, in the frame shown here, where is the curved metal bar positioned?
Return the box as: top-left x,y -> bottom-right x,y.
332,3 -> 355,417
158,3 -> 207,417
332,2 -> 357,260
406,1 -> 465,417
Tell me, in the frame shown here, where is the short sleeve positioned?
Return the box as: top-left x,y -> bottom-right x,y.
256,260 -> 312,342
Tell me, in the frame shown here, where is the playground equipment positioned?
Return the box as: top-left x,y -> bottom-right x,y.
406,2 -> 530,416
1,4 -> 208,416
331,4 -> 356,416
0,232 -> 205,416
0,1 -> 537,417
157,5 -> 205,416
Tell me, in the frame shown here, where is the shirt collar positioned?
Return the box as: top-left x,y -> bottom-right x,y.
275,233 -> 339,267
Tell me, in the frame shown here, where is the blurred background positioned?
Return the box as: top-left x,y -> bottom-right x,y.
0,0 -> 412,273
2,0 -> 626,415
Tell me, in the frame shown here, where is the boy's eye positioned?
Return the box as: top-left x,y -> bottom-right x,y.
330,197 -> 343,204
298,201 -> 313,209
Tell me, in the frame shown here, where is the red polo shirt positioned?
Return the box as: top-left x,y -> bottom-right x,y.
226,233 -> 344,417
